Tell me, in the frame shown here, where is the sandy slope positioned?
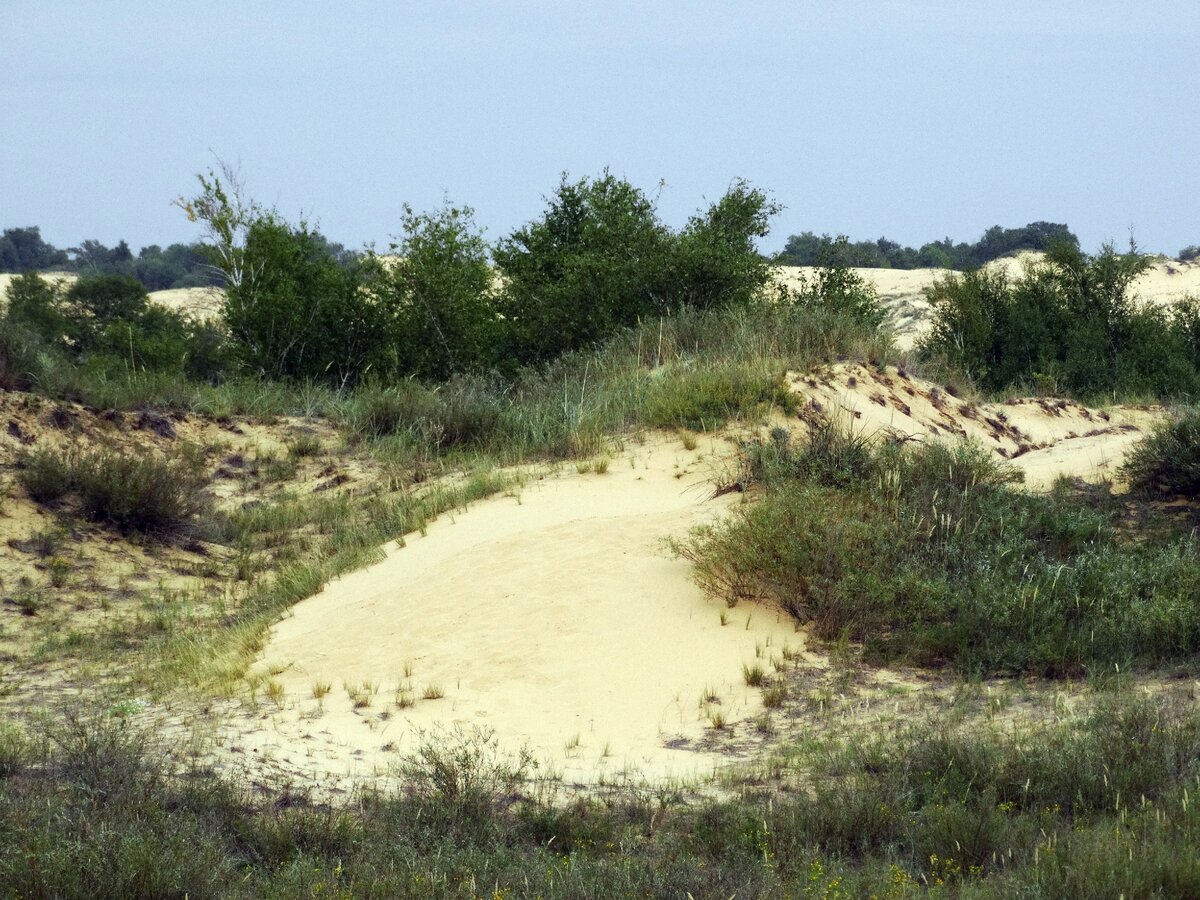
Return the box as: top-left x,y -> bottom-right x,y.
226,366 -> 1159,791
789,363 -> 1159,487
236,436 -> 803,789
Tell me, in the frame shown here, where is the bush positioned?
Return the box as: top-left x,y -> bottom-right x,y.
783,236 -> 885,330
917,241 -> 1200,400
18,445 -> 210,537
394,725 -> 534,839
495,172 -> 780,366
370,202 -> 500,380
1121,408 -> 1200,497
679,423 -> 1200,674
223,217 -> 387,383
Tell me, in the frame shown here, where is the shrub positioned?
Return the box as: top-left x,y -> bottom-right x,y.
917,241 -> 1200,400
18,445 -> 210,537
223,217 -> 387,383
783,236 -> 885,329
680,423 -> 1200,674
394,725 -> 534,838
495,172 -> 781,366
1121,408 -> 1200,497
370,202 -> 499,380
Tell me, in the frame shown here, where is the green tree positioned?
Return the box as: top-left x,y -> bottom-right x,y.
494,172 -> 677,365
674,180 -> 781,312
371,202 -> 498,380
223,217 -> 385,383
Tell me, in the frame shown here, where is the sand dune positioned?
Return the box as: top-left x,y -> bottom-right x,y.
789,363 -> 1158,488
225,365 -> 1160,790
238,436 -> 802,789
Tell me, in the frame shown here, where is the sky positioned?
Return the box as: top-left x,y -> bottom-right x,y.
3,1 -> 1197,257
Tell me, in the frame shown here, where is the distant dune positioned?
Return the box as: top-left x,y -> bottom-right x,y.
774,252 -> 1200,350
3,252 -> 1198,343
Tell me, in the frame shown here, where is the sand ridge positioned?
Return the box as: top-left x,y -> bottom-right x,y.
789,363 -> 1159,487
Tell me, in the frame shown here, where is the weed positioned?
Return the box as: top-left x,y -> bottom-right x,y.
46,556 -> 71,588
311,680 -> 331,700
422,683 -> 445,701
742,662 -> 767,687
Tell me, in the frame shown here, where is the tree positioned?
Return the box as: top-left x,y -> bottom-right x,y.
370,202 -> 498,380
674,180 -> 781,312
495,172 -> 780,365
495,172 -> 677,365
0,227 -> 68,272
222,217 -> 386,383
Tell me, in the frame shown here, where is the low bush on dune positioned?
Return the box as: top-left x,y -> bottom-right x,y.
1121,407 -> 1200,498
919,240 -> 1200,400
679,421 -> 1200,675
18,445 -> 210,537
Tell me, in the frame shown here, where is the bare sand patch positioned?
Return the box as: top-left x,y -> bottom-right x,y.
789,363 -> 1159,488
237,436 -> 803,789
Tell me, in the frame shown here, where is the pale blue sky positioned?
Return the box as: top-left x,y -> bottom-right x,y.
3,1 -> 1196,256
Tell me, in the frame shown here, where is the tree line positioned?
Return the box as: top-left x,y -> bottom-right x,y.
6,169 -> 824,389
776,222 -> 1081,270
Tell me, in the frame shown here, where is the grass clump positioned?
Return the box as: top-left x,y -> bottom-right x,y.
680,420 -> 1200,675
18,445 -> 210,538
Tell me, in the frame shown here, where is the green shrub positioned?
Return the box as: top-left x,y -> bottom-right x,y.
17,446 -> 74,504
680,423 -> 1200,674
918,241 -> 1200,400
495,172 -> 781,367
18,445 -> 210,537
783,235 -> 885,329
1121,408 -> 1200,497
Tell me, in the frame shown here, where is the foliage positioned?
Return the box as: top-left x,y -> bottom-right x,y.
6,694 -> 1200,896
369,202 -> 499,380
919,242 -> 1200,399
18,445 -> 210,537
5,272 -> 226,380
1121,408 -> 1200,497
222,217 -> 386,383
495,172 -> 781,366
0,226 -> 68,272
680,421 -> 1200,675
783,235 -> 885,329
777,221 -> 1079,269
495,172 -> 678,365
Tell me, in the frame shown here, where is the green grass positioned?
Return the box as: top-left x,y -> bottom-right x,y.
679,421 -> 1200,676
5,693 -> 1200,897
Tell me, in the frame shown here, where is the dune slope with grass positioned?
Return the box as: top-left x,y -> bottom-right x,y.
229,364 -> 1160,789
239,434 -> 803,788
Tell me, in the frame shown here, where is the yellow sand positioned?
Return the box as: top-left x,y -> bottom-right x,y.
244,435 -> 803,787
789,364 -> 1159,487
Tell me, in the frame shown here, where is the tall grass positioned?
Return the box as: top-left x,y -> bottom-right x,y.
5,693 -> 1200,897
18,445 -> 210,537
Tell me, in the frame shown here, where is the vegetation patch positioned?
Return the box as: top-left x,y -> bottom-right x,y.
18,444 -> 209,538
679,422 -> 1200,675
